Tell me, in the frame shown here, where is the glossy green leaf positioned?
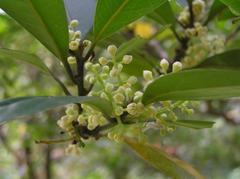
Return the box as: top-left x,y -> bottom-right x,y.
125,138 -> 204,179
149,1 -> 176,27
220,0 -> 240,15
93,0 -> 167,42
0,96 -> 113,124
0,48 -> 50,74
0,0 -> 69,62
197,49 -> 240,70
167,120 -> 215,129
143,69 -> 240,105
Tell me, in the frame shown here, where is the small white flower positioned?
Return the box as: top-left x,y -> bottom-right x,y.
127,76 -> 138,85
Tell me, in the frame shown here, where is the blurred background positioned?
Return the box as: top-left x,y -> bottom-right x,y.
1,1 -> 240,178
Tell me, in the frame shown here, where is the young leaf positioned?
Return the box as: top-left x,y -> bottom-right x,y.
0,96 -> 113,124
142,69 -> 240,105
0,0 -> 69,62
197,49 -> 240,70
167,120 -> 215,129
125,138 -> 204,179
0,48 -> 50,74
220,0 -> 240,15
93,0 -> 167,42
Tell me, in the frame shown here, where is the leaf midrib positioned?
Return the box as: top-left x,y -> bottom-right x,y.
95,0 -> 130,42
144,85 -> 240,104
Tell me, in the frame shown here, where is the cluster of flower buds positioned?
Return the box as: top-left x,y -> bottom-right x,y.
57,20 -> 195,154
67,20 -> 92,65
183,34 -> 225,67
178,0 -> 205,26
185,22 -> 208,38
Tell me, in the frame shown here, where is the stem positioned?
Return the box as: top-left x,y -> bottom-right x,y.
45,145 -> 52,179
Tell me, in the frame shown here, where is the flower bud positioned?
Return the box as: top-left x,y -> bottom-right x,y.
83,40 -> 92,48
67,56 -> 76,65
160,59 -> 169,73
99,57 -> 108,65
110,67 -> 119,77
69,30 -> 75,39
113,93 -> 125,103
105,83 -> 114,92
192,0 -> 205,17
114,106 -> 124,116
69,40 -> 79,51
143,70 -> 153,81
85,62 -> 93,71
70,20 -> 79,28
127,76 -> 138,85
172,62 -> 183,73
89,77 -> 96,84
74,31 -> 81,39
93,64 -> 101,71
122,55 -> 133,64
102,65 -> 110,73
117,64 -> 123,72
126,103 -> 138,116
107,45 -> 117,56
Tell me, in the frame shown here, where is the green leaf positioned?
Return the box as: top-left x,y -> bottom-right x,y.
125,138 -> 204,179
142,69 -> 240,105
0,96 -> 113,124
205,0 -> 226,24
220,0 -> 240,15
93,0 -> 167,42
0,48 -> 50,74
167,120 -> 215,129
149,1 -> 176,27
197,49 -> 240,70
122,54 -> 157,76
116,37 -> 147,61
0,0 -> 69,62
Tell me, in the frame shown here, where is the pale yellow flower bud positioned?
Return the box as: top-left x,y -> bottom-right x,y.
127,76 -> 138,85
69,40 -> 79,51
160,59 -> 169,73
99,57 -> 108,65
122,55 -> 133,64
107,45 -> 117,56
172,62 -> 183,73
143,70 -> 153,81
105,83 -> 114,92
67,56 -> 76,65
70,19 -> 79,28
113,93 -> 125,103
